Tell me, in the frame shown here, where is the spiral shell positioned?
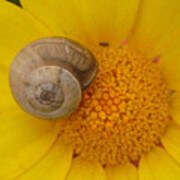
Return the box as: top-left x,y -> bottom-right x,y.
9,37 -> 98,120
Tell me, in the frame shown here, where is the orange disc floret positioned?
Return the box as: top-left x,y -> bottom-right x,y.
59,45 -> 171,166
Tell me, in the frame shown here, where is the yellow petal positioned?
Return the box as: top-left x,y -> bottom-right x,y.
0,111 -> 59,179
21,0 -> 139,47
162,122 -> 180,164
0,64 -> 19,112
138,157 -> 153,180
157,42 -> 180,91
66,158 -> 107,180
0,93 -> 17,113
0,77 -> 18,113
0,65 -> 9,94
105,163 -> 138,180
0,1 -> 51,67
139,147 -> 180,180
18,138 -> 73,180
169,92 -> 180,125
129,0 -> 180,58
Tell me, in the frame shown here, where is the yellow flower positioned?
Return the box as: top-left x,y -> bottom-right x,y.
1,0 -> 180,179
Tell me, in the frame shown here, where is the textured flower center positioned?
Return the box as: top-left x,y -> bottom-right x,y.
59,45 -> 171,166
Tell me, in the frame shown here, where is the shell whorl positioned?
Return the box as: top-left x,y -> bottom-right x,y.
9,37 -> 98,120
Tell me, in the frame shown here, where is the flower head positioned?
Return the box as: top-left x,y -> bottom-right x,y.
0,0 -> 180,179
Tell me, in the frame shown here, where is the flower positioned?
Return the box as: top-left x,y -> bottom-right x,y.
0,0 -> 180,179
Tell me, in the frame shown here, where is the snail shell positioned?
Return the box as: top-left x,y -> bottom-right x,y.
9,37 -> 98,120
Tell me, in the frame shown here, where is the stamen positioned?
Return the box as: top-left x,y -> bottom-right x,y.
123,39 -> 128,45
59,46 -> 171,166
153,55 -> 160,63
169,89 -> 175,95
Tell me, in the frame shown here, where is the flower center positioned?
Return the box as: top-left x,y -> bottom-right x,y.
59,45 -> 171,166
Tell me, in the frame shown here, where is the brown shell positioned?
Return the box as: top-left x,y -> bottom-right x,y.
9,37 -> 98,119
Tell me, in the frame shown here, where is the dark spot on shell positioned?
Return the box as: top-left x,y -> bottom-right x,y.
24,82 -> 31,87
40,91 -> 54,102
